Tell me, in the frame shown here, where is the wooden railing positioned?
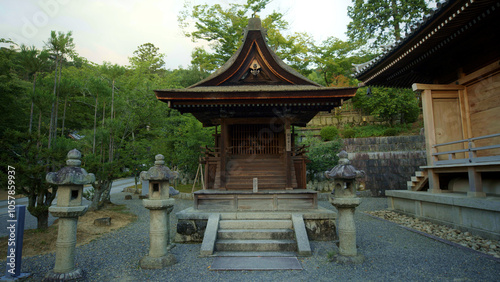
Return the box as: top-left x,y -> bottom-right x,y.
432,133 -> 500,165
293,145 -> 309,157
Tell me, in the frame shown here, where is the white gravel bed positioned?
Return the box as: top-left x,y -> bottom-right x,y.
366,210 -> 500,259
6,194 -> 500,281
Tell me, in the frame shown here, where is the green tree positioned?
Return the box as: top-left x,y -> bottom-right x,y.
352,87 -> 420,125
0,41 -> 31,137
1,130 -> 75,229
179,0 -> 312,75
16,45 -> 51,134
128,43 -> 165,75
347,0 -> 432,49
45,30 -> 75,147
312,37 -> 363,86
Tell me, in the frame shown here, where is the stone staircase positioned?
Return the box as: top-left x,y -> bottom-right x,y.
200,212 -> 311,257
407,170 -> 428,191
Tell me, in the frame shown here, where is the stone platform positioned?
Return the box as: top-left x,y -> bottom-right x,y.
193,189 -> 318,211
387,190 -> 500,240
174,207 -> 337,253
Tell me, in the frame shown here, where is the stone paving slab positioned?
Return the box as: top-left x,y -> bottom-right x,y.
210,257 -> 302,271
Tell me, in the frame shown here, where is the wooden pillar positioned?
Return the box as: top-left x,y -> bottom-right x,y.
427,169 -> 441,194
285,119 -> 292,190
467,167 -> 486,197
220,120 -> 228,189
420,88 -> 437,167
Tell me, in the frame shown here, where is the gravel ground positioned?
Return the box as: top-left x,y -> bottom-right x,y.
6,193 -> 500,281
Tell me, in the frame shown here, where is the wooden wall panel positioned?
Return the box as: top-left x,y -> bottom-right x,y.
467,72 -> 500,156
432,98 -> 464,160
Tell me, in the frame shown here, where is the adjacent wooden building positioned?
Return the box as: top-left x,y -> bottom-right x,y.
356,0 -> 500,239
155,18 -> 357,211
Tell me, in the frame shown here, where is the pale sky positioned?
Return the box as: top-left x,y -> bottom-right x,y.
1,0 -> 352,69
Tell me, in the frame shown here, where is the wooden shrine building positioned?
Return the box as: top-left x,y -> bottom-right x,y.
356,0 -> 500,240
155,18 -> 357,211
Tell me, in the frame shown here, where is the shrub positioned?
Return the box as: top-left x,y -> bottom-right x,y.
306,140 -> 343,181
383,128 -> 399,136
342,128 -> 356,138
320,126 -> 339,141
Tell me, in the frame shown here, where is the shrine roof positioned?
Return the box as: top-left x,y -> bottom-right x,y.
355,0 -> 500,88
156,85 -> 355,93
155,17 -> 357,126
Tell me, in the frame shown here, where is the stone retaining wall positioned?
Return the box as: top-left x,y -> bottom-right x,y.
345,135 -> 427,196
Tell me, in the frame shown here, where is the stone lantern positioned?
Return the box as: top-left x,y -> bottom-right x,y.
139,154 -> 177,269
325,150 -> 365,263
45,149 -> 95,281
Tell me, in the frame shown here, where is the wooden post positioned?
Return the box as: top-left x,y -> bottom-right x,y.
420,88 -> 436,167
285,119 -> 292,190
467,167 -> 485,197
220,120 -> 228,189
427,169 -> 441,194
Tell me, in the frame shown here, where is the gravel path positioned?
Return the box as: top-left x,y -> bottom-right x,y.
7,193 -> 500,281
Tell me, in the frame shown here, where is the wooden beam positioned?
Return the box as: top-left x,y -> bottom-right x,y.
412,83 -> 465,91
456,60 -> 500,86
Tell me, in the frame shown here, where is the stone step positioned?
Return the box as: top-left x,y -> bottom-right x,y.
227,172 -> 287,177
218,229 -> 295,240
225,184 -> 290,189
219,213 -> 291,220
215,239 -> 297,252
226,177 -> 287,183
407,181 -> 414,190
213,251 -> 297,257
219,219 -> 293,230
415,171 -> 426,177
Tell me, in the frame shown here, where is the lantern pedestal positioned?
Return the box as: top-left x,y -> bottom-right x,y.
325,150 -> 365,264
139,154 -> 178,269
44,149 -> 95,281
329,197 -> 365,264
140,199 -> 176,269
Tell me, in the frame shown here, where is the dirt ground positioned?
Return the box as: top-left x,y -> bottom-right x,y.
1,204 -> 137,258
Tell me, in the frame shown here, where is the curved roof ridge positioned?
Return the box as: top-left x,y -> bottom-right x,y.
189,17 -> 321,88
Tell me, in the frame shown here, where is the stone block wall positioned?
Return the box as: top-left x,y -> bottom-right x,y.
344,135 -> 427,196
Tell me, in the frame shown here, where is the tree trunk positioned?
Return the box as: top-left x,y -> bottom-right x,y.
109,80 -> 115,162
48,102 -> 55,149
93,95 -> 98,154
36,212 -> 49,230
101,181 -> 113,205
29,73 -> 37,134
391,0 -> 401,41
100,102 -> 106,164
90,179 -> 109,211
134,176 -> 139,194
38,109 -> 42,136
48,58 -> 58,148
61,96 -> 67,137
90,184 -> 104,211
54,61 -> 63,142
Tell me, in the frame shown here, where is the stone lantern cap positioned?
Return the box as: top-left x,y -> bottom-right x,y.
140,154 -> 178,181
325,150 -> 365,180
46,149 -> 95,185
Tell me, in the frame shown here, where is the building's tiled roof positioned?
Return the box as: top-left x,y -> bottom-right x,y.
355,0 -> 500,88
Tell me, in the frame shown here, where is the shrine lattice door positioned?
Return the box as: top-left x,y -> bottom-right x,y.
230,124 -> 283,155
